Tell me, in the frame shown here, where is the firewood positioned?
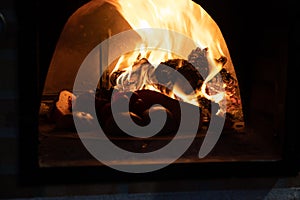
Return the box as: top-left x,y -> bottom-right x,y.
155,58 -> 204,94
49,89 -> 76,123
187,47 -> 209,78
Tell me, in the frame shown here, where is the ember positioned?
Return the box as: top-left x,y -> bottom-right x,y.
97,46 -> 244,134
42,45 -> 244,137
32,0 -> 288,170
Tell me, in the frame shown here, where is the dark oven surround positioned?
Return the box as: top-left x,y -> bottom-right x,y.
16,0 -> 298,184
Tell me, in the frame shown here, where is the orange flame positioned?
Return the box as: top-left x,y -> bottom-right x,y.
105,0 -> 238,112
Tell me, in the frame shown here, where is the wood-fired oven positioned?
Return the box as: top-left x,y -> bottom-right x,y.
16,0 -> 298,183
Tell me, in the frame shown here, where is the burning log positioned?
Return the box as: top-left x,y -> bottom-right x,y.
187,47 -> 209,78
44,45 -> 244,135
107,56 -> 205,96
155,58 -> 204,94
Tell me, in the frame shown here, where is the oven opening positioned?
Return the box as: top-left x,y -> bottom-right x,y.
37,0 -> 287,170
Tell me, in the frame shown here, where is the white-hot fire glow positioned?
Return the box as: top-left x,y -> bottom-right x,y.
106,0 -> 237,110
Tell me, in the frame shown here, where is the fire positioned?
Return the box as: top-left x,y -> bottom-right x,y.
102,0 -> 241,118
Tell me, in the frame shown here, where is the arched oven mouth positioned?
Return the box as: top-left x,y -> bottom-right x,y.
17,0 -> 294,177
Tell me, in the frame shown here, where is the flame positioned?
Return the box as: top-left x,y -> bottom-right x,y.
104,0 -> 237,110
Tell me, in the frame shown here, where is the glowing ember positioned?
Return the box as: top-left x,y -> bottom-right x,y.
40,0 -> 245,132
98,0 -> 243,122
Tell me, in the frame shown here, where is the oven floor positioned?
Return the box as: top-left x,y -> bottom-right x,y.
38,117 -> 282,168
